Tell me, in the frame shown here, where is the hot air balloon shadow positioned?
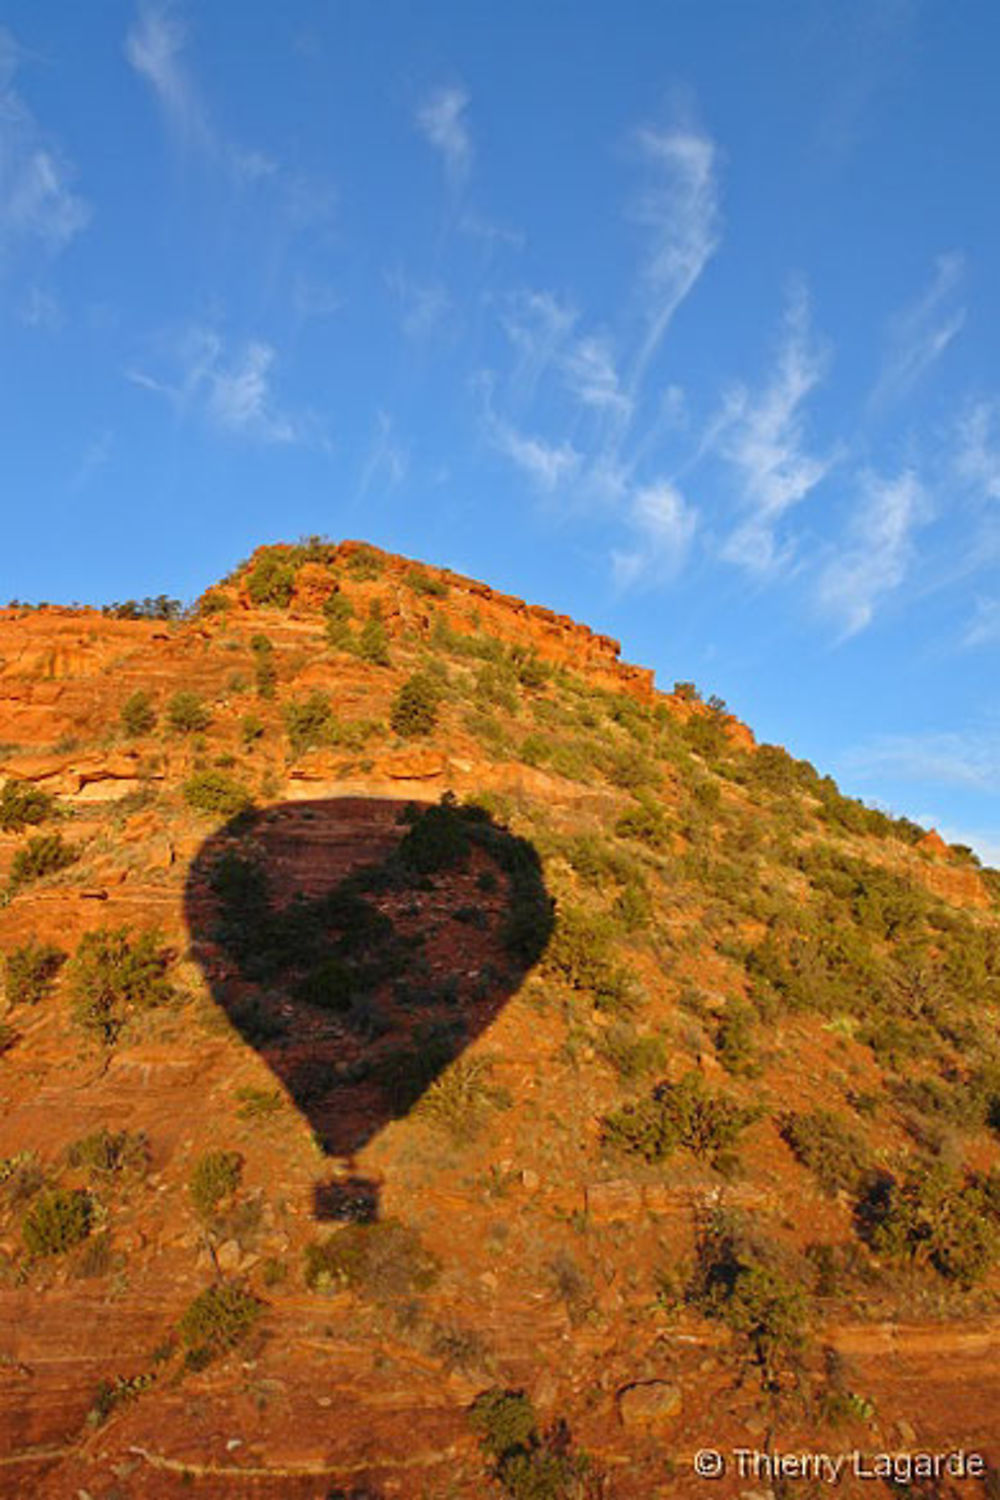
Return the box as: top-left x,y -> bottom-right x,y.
184,794 -> 554,1223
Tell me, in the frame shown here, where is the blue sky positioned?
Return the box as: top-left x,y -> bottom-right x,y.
2,1 -> 999,863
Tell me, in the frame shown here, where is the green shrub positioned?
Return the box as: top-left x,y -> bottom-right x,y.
690,1212 -> 808,1385
469,1387 -> 595,1499
404,566 -> 448,598
558,834 -> 638,887
345,544 -> 383,580
284,534 -> 338,566
295,955 -> 355,1011
284,692 -> 335,756
207,851 -> 267,911
470,1387 -> 538,1460
198,589 -> 229,616
103,595 -> 184,621
603,1071 -> 759,1166
22,1187 -> 93,1257
715,1000 -> 761,1077
0,778 -> 55,830
261,1257 -> 288,1287
592,1021 -> 667,1080
246,553 -> 296,608
520,730 -> 603,784
357,615 -> 390,666
508,646 -> 549,690
303,1218 -> 440,1299
781,1110 -> 871,1197
544,906 -> 637,1014
894,1064 -> 1000,1137
183,770 -> 253,819
863,1162 -> 1000,1286
4,940 -> 66,1004
189,1150 -> 243,1219
390,673 -> 441,738
397,797 -> 471,873
87,1370 -> 157,1426
249,634 -> 277,698
71,1226 -> 117,1276
682,713 -> 731,762
323,590 -> 356,649
68,1127 -> 149,1178
235,1087 -> 284,1122
429,614 -> 505,662
739,743 -> 805,795
68,926 -> 173,1046
613,878 -> 653,932
464,709 -> 512,754
8,832 -> 78,891
475,662 -> 519,714
614,796 -> 669,849
240,713 -> 264,750
178,1282 -> 261,1365
323,590 -> 354,622
416,1056 -> 508,1141
603,745 -> 659,792
167,691 -> 210,734
120,691 -> 157,736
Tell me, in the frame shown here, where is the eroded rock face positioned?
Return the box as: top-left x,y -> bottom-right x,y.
225,539 -> 660,702
915,830 -> 990,908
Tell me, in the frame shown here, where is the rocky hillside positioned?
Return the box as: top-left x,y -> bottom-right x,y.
0,539 -> 998,1499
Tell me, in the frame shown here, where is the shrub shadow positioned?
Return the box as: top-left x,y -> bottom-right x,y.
185,795 -> 553,1222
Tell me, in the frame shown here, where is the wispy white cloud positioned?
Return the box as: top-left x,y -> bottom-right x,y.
125,3 -> 276,181
386,269 -> 451,340
416,85 -> 473,187
955,399 -> 1000,501
279,170 -> 337,233
18,284 -> 61,329
357,410 -> 407,498
612,479 -> 697,588
715,289 -> 834,572
208,341 -> 296,440
869,252 -> 965,411
561,334 -> 632,422
629,122 -> 720,389
485,403 -> 581,492
290,276 -> 341,321
816,0 -> 918,163
70,430 -> 113,491
128,328 -> 308,444
962,596 -> 1000,649
125,3 -> 206,146
499,289 -> 577,403
817,466 -> 928,635
459,212 -> 524,251
842,728 -> 1000,792
661,384 -> 688,430
499,289 -> 631,426
0,29 -> 89,270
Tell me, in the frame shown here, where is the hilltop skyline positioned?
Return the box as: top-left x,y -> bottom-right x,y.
2,1 -> 999,861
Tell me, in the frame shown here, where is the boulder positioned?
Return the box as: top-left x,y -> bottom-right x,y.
617,1381 -> 683,1431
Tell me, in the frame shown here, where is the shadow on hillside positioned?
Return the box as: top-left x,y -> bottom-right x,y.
184,795 -> 553,1222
